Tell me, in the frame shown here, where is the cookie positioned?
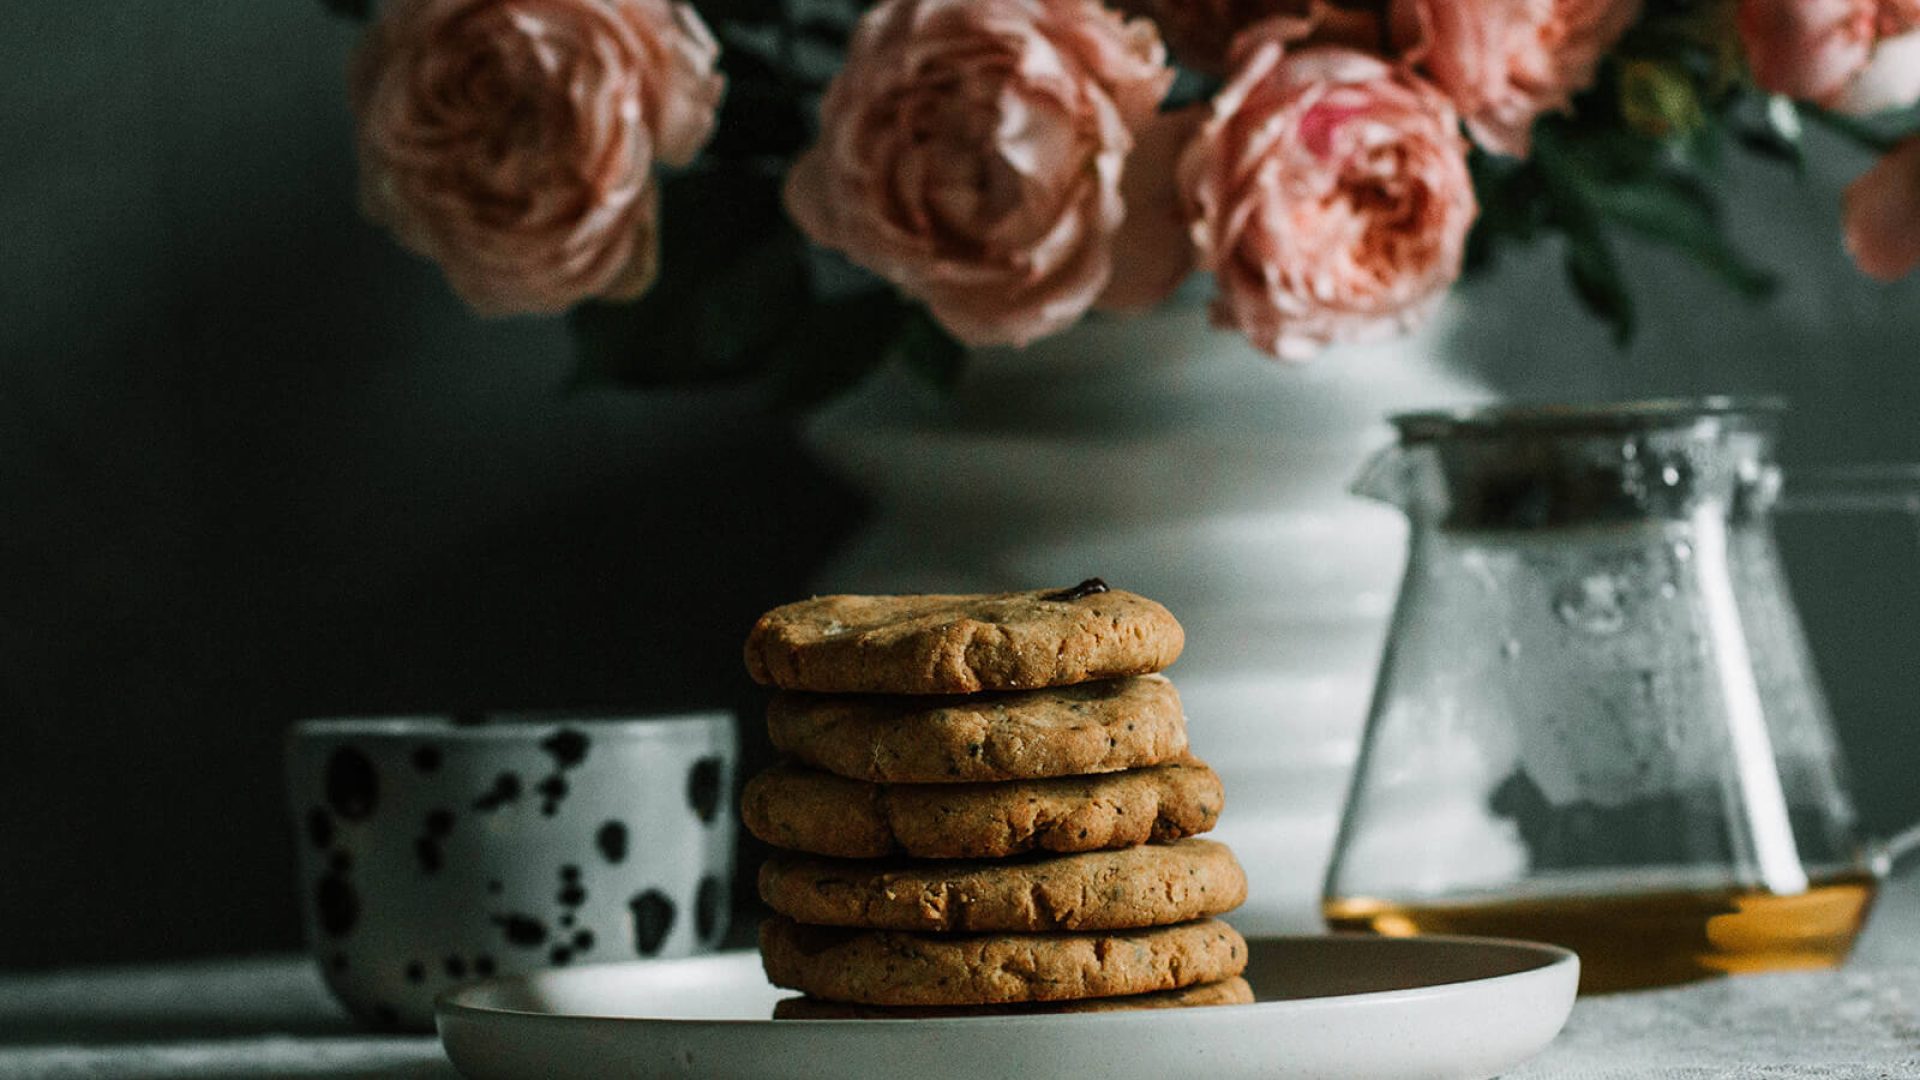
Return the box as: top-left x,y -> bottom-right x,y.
743,581 -> 1184,694
771,976 -> 1254,1019
759,916 -> 1248,1006
766,674 -> 1188,784
740,758 -> 1223,859
758,838 -> 1247,932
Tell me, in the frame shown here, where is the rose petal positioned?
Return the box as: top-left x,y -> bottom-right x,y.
1845,136 -> 1920,281
1833,28 -> 1920,113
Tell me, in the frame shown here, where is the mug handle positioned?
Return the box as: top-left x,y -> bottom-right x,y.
1778,464 -> 1920,875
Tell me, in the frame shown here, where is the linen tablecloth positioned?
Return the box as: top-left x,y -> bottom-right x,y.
6,868 -> 1917,1079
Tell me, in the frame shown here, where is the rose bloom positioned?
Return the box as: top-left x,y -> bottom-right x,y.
1180,24 -> 1478,360
1844,136 -> 1920,280
353,0 -> 724,315
783,0 -> 1177,348
1739,0 -> 1920,114
1392,0 -> 1641,158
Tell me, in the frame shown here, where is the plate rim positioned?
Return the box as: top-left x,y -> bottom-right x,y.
435,932 -> 1579,1029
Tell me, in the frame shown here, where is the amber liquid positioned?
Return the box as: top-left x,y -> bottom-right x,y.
1324,873 -> 1878,994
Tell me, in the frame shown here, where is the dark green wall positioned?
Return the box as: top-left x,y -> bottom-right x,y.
4,4 -> 1918,967
0,4 -> 856,966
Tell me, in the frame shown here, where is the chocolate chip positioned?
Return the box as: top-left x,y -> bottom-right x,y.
1042,578 -> 1109,602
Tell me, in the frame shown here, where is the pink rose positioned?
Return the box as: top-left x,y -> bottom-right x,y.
1739,0 -> 1920,114
783,0 -> 1176,347
1180,25 -> 1478,360
1392,0 -> 1641,157
353,0 -> 724,315
1844,136 -> 1920,280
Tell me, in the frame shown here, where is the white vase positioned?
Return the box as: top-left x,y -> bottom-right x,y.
802,299 -> 1493,932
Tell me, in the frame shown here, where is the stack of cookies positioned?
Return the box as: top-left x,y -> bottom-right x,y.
739,580 -> 1251,1018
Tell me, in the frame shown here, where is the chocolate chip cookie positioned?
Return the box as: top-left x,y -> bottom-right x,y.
743,582 -> 1184,694
759,838 -> 1246,932
771,976 -> 1254,1018
740,758 -> 1224,860
760,916 -> 1248,1006
766,674 -> 1187,784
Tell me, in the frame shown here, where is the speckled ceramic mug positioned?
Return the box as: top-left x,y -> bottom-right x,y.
286,713 -> 737,1031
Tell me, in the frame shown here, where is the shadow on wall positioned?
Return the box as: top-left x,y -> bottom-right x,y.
1436,128 -> 1920,841
0,7 -> 858,966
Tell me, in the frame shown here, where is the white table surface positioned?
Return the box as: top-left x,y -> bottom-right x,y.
5,868 -> 1917,1079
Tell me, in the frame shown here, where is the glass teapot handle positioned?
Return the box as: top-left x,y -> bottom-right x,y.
1778,464 -> 1920,875
1876,825 -> 1920,875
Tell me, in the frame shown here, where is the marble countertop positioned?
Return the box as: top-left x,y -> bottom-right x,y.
6,870 -> 1917,1079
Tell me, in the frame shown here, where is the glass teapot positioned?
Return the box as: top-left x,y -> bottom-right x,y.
1322,399 -> 1918,993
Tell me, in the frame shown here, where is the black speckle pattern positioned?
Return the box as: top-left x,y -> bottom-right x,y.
487,879 -> 503,896
473,772 -> 522,812
444,955 -> 467,978
316,871 -> 359,938
572,928 -> 596,951
411,745 -> 442,773
405,961 -> 426,984
371,1004 -> 400,1028
413,836 -> 443,874
330,952 -> 349,973
549,945 -> 574,965
686,757 -> 724,825
557,863 -> 587,913
492,913 -> 548,947
536,774 -> 568,816
539,728 -> 590,769
696,874 -> 725,944
595,821 -> 628,863
304,808 -> 334,851
474,955 -> 496,976
325,747 -> 379,821
328,850 -> 352,874
629,890 -> 676,957
425,809 -> 454,835
525,728 -> 589,816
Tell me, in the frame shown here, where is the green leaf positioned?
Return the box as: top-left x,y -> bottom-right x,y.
1585,178 -> 1777,299
1533,130 -> 1636,346
1564,229 -> 1637,348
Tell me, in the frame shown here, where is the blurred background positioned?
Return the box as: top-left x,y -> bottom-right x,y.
4,3 -> 1919,967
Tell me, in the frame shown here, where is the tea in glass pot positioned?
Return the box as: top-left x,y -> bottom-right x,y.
1321,400 -> 1911,993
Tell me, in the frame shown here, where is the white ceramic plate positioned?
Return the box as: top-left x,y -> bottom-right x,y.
437,935 -> 1577,1080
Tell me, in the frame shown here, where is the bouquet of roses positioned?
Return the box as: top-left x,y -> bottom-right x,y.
325,0 -> 1920,400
